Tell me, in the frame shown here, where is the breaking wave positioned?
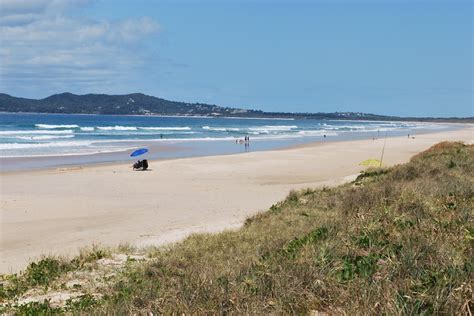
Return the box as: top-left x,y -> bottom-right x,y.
97,126 -> 138,131
139,127 -> 191,131
35,124 -> 80,129
15,135 -> 75,140
0,130 -> 74,135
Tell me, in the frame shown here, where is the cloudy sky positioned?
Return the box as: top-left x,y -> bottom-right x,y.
0,0 -> 472,117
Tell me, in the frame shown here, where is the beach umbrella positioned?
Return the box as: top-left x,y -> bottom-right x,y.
130,148 -> 149,157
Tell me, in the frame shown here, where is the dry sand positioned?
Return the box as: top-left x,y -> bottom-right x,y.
1,127 -> 472,273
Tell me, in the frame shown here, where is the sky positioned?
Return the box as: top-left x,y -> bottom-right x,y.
0,0 -> 472,117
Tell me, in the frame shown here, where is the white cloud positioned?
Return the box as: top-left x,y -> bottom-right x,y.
0,13 -> 42,26
0,0 -> 50,16
0,0 -> 160,96
0,0 -> 90,24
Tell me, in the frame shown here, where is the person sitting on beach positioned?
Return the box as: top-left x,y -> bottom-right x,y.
133,160 -> 142,170
133,159 -> 149,171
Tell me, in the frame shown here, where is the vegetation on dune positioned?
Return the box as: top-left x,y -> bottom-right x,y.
1,142 -> 473,314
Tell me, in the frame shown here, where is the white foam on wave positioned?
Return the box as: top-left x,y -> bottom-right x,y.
408,123 -> 447,130
245,131 -> 337,140
298,130 -> 338,136
86,131 -> 197,137
0,140 -> 93,150
248,125 -> 298,133
0,147 -> 131,158
324,124 -> 407,132
0,130 -> 74,135
36,124 -> 79,129
202,126 -> 241,132
97,126 -> 192,131
97,126 -> 137,131
324,125 -> 369,130
15,135 -> 75,140
322,122 -> 440,132
139,127 -> 191,131
80,127 -> 95,131
360,128 -> 397,133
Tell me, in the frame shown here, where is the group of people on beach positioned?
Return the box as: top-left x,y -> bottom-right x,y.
236,135 -> 250,144
235,135 -> 251,152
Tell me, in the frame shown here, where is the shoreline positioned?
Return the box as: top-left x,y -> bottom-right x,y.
1,123 -> 469,172
1,127 -> 472,273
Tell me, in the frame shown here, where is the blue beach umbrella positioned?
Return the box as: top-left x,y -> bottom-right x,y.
130,148 -> 149,157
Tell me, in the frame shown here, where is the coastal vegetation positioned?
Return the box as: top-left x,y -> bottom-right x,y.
0,141 -> 472,314
1,92 -> 473,122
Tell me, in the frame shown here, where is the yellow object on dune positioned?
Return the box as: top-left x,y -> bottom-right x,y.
359,159 -> 381,167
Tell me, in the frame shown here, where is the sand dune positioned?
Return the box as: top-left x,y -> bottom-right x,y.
0,127 -> 472,273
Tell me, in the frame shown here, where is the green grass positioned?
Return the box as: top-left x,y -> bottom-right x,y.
1,141 -> 472,314
0,246 -> 109,301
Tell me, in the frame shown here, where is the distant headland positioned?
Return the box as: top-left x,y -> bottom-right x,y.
0,92 -> 472,123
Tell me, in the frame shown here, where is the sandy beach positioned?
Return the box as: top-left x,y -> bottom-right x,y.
1,127 -> 472,273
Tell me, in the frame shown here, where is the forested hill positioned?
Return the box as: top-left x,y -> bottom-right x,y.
0,92 -> 472,122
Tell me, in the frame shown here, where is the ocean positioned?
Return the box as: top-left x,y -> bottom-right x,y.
0,113 -> 453,170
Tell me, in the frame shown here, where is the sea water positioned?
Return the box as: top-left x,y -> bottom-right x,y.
0,113 -> 454,170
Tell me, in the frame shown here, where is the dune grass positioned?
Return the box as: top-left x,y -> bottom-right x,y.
1,141 -> 472,314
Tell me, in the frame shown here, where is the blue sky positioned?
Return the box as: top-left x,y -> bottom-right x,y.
0,0 -> 472,117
